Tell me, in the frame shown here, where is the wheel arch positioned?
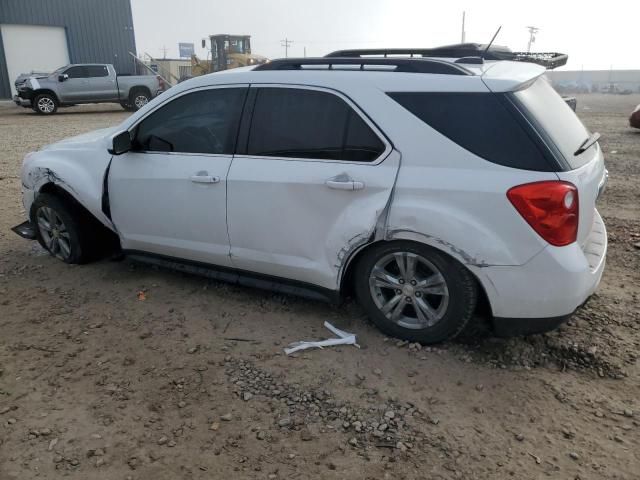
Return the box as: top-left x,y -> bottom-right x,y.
129,85 -> 151,100
33,89 -> 60,103
339,238 -> 493,318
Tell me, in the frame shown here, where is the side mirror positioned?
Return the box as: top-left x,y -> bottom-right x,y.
58,73 -> 69,82
108,131 -> 132,155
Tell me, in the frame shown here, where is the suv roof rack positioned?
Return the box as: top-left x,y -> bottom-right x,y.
254,57 -> 471,75
326,43 -> 568,70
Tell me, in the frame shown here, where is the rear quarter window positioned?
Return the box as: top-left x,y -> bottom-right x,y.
387,91 -> 556,171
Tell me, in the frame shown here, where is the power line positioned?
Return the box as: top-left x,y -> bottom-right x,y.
526,26 -> 539,53
280,38 -> 293,58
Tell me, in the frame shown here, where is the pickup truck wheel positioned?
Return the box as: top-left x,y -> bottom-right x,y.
32,193 -> 95,264
130,90 -> 150,111
33,93 -> 58,115
354,242 -> 478,344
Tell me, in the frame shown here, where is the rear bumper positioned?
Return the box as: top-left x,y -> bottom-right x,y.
492,313 -> 571,337
474,209 -> 607,328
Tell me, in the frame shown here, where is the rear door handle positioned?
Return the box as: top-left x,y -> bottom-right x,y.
325,180 -> 365,191
190,175 -> 220,184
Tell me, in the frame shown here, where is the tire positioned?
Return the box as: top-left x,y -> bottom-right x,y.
129,89 -> 150,111
32,193 -> 97,264
33,93 -> 58,115
354,241 -> 478,344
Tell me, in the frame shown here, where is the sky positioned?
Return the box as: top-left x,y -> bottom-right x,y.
130,0 -> 640,71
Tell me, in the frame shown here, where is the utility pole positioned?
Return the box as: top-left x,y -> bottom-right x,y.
461,11 -> 466,43
526,26 -> 539,53
304,46 -> 307,58
280,38 -> 293,58
160,45 -> 168,59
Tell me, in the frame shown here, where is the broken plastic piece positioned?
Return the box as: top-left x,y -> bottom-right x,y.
284,322 -> 360,355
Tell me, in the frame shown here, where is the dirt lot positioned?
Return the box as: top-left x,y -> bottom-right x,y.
0,95 -> 638,480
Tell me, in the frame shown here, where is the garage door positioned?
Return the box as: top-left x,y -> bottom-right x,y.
1,24 -> 70,96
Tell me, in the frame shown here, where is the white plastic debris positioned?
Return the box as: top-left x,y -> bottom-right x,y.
284,322 -> 360,355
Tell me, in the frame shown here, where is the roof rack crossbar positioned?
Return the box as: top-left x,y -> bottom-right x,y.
254,57 -> 471,75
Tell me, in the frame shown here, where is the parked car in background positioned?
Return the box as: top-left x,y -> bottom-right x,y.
12,51 -> 608,343
630,104 -> 640,129
13,64 -> 166,115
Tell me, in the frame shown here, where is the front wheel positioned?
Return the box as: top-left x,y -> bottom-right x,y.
33,93 -> 58,115
32,193 -> 94,264
354,242 -> 478,344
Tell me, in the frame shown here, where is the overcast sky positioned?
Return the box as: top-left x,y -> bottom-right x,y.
131,0 -> 639,71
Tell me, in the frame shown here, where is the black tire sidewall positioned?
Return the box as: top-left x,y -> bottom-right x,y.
354,241 -> 477,344
33,94 -> 58,115
32,194 -> 84,264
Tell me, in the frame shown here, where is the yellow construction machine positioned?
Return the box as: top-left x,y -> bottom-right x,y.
190,34 -> 267,76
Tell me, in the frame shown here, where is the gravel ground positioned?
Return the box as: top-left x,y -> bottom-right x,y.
0,96 -> 638,479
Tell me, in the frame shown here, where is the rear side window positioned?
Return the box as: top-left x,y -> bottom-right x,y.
387,92 -> 554,171
86,65 -> 109,77
247,88 -> 385,162
134,87 -> 247,155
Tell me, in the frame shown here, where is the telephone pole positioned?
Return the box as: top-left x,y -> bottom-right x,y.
280,38 -> 293,58
526,26 -> 539,53
461,11 -> 466,43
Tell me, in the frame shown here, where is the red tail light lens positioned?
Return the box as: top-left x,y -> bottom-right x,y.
507,181 -> 579,247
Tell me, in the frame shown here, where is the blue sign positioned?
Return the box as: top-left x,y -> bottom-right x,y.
179,43 -> 195,58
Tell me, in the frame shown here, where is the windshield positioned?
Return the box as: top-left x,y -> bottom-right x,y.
514,76 -> 595,169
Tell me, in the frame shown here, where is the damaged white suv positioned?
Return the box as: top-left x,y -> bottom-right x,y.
13,47 -> 608,343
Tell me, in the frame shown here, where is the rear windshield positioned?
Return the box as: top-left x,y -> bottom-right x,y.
387,91 -> 556,171
514,77 -> 593,169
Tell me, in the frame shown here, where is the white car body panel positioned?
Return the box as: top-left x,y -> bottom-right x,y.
108,151 -> 234,267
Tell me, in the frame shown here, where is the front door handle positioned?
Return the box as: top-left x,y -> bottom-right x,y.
190,175 -> 220,184
325,179 -> 365,191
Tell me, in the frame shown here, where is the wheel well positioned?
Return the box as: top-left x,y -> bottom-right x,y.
33,89 -> 59,103
34,183 -> 117,241
129,86 -> 151,100
339,239 -> 493,319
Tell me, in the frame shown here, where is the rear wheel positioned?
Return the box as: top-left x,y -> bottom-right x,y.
33,93 -> 58,115
129,89 -> 150,111
354,242 -> 477,344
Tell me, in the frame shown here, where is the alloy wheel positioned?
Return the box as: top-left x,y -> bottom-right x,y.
134,95 -> 149,109
369,252 -> 449,329
36,207 -> 72,261
37,97 -> 55,113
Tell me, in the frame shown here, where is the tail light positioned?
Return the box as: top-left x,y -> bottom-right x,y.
507,181 -> 579,247
156,75 -> 166,91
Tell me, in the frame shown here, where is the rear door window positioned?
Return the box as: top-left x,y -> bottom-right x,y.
86,65 -> 109,77
133,87 -> 247,155
514,77 -> 593,169
247,87 -> 385,162
387,91 -> 555,171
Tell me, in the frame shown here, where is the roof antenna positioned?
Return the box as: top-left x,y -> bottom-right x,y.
482,26 -> 502,60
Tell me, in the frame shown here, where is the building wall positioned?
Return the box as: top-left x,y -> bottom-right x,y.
0,0 -> 137,98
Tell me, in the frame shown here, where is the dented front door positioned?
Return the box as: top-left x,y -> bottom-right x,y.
226,85 -> 400,290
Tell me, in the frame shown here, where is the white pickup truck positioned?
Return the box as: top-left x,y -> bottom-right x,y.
13,63 -> 166,115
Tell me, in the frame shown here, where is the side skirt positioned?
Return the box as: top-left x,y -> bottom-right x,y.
124,250 -> 341,305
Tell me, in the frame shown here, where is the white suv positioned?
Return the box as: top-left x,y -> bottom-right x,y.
13,48 -> 608,343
